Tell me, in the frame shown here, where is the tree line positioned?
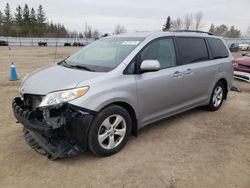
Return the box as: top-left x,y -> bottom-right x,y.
0,3 -> 71,38
0,3 -> 126,39
162,11 -> 241,38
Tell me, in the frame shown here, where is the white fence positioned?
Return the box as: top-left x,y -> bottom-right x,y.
222,38 -> 250,46
0,37 -> 95,46
0,36 -> 250,47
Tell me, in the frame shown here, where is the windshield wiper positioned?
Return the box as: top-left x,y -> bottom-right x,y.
71,65 -> 95,72
59,61 -> 94,72
59,60 -> 71,67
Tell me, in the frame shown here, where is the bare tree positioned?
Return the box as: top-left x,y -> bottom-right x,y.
84,26 -> 92,38
114,24 -> 127,35
172,18 -> 182,30
92,29 -> 100,40
195,11 -> 204,30
183,13 -> 193,30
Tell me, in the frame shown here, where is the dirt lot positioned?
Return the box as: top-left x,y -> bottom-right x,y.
0,47 -> 250,188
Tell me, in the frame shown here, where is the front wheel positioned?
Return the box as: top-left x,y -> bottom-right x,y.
206,81 -> 226,111
88,105 -> 131,156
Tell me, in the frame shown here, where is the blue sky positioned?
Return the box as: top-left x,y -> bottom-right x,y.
1,0 -> 249,34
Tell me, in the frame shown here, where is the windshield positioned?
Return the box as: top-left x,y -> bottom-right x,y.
64,37 -> 144,72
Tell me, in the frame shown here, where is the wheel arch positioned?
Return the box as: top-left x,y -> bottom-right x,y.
99,101 -> 138,137
217,78 -> 228,99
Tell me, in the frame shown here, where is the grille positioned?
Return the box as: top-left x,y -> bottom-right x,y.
23,94 -> 44,110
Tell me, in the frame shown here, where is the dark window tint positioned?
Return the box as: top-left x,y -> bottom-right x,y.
177,37 -> 209,64
140,38 -> 176,69
207,38 -> 229,59
126,59 -> 136,74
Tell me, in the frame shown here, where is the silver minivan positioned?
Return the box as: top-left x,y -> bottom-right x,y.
12,31 -> 233,159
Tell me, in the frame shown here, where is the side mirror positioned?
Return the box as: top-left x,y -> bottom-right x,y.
242,53 -> 247,56
140,60 -> 160,73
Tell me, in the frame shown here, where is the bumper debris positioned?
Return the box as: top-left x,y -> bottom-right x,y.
12,97 -> 95,160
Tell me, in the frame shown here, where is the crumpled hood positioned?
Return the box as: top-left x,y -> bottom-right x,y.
20,64 -> 104,95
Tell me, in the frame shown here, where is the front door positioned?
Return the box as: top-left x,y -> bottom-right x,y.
135,37 -> 184,126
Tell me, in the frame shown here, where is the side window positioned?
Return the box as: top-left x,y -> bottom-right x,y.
126,59 -> 136,74
207,38 -> 229,59
139,38 -> 176,69
176,37 -> 209,64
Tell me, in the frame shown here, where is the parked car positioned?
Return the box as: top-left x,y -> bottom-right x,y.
233,53 -> 250,82
73,42 -> 84,46
0,40 -> 9,46
233,53 -> 250,73
38,41 -> 47,46
239,43 -> 250,51
64,42 -> 71,46
229,43 -> 239,52
12,31 -> 233,159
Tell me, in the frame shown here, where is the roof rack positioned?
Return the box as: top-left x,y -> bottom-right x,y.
173,30 -> 214,35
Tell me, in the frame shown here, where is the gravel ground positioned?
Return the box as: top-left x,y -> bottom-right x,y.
0,47 -> 250,188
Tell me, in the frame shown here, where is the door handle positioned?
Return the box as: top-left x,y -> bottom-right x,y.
184,68 -> 193,75
173,71 -> 182,78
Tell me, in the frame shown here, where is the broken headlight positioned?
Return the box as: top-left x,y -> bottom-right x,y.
39,87 -> 89,107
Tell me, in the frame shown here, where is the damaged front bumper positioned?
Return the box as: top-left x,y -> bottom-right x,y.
12,97 -> 95,160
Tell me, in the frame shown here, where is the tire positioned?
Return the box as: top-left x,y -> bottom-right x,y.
88,105 -> 132,156
206,81 -> 226,111
23,128 -> 47,155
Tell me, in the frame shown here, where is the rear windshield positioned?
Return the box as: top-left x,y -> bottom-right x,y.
207,38 -> 229,59
65,37 -> 144,72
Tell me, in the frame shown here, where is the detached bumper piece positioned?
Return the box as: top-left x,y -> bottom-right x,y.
12,97 -> 95,160
234,71 -> 250,83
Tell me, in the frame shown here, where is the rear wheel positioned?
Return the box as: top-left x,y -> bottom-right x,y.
88,105 -> 131,156
206,81 -> 226,111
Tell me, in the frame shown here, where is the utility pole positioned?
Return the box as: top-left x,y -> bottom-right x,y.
85,22 -> 88,44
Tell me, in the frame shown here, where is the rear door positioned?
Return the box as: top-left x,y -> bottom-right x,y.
176,37 -> 217,107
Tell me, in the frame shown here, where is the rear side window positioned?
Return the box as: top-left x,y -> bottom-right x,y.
207,38 -> 229,59
176,37 -> 209,64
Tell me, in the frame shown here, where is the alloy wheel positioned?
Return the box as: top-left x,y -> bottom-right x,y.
98,114 -> 127,150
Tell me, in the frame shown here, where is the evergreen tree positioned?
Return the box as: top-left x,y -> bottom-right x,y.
216,24 -> 228,36
15,5 -> 23,25
30,8 -> 36,24
37,5 -> 46,36
209,24 -> 215,33
23,4 -> 30,23
3,3 -> 13,35
22,4 -> 31,36
162,16 -> 172,31
4,3 -> 12,25
0,3 -> 97,38
29,8 -> 37,36
0,10 -> 3,25
0,10 -> 3,35
208,24 -> 241,38
37,5 -> 46,24
226,26 -> 241,38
